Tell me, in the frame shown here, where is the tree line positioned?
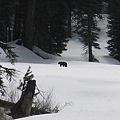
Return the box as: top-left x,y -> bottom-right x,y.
0,0 -> 120,62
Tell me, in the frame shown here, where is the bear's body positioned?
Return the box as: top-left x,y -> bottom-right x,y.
58,62 -> 67,67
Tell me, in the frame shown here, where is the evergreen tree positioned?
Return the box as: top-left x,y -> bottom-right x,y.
107,0 -> 120,61
0,1 -> 68,55
13,0 -> 27,42
0,41 -> 18,95
23,0 -> 36,50
0,0 -> 11,42
73,0 -> 102,61
0,0 -> 20,42
66,0 -> 72,38
34,0 -> 68,55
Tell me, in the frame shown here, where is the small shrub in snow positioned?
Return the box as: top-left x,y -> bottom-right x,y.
32,91 -> 59,115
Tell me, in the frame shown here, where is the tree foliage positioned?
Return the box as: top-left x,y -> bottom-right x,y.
0,41 -> 18,95
0,0 -> 68,56
34,0 -> 68,55
107,0 -> 120,61
1,0 -> 118,62
0,64 -> 18,96
72,0 -> 102,61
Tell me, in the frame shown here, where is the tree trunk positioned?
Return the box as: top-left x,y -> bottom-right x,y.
7,25 -> 11,42
67,0 -> 72,38
11,80 -> 36,119
88,8 -> 93,62
24,0 -> 36,50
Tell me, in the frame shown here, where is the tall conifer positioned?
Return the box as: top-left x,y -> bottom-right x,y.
34,0 -> 68,55
73,0 -> 102,61
107,0 -> 120,61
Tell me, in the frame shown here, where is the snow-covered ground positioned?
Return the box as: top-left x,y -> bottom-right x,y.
1,15 -> 120,120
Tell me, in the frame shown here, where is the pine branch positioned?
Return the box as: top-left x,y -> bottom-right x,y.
0,65 -> 18,95
0,41 -> 19,64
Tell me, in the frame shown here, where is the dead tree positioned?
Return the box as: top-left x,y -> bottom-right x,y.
11,80 -> 36,118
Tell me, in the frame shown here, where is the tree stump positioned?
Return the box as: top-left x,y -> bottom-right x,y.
11,80 -> 36,119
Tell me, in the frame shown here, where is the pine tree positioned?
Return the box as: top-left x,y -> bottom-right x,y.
0,0 -> 18,42
73,0 -> 102,61
67,0 -> 72,38
13,0 -> 27,42
0,1 -> 19,96
23,0 -> 36,50
34,0 -> 68,56
0,0 -> 10,42
0,41 -> 18,95
107,0 -> 120,61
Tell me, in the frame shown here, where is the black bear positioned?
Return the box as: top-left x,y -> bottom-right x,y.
58,62 -> 67,67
